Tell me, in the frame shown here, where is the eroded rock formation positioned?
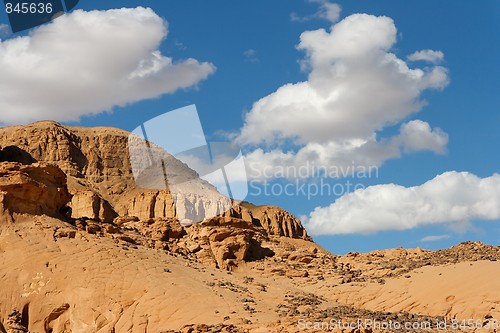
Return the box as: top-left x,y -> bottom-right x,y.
0,121 -> 310,241
0,162 -> 71,219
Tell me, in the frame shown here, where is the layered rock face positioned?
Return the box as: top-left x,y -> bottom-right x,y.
0,121 -> 310,241
0,121 -> 133,221
0,162 -> 71,219
240,202 -> 310,239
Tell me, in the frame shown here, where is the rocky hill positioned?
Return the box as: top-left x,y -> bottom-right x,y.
0,122 -> 498,333
0,121 -> 309,240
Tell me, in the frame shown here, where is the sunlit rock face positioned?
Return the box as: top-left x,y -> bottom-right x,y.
0,121 -> 310,240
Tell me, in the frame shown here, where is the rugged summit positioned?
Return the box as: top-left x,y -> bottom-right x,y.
0,121 -> 313,273
0,121 -> 309,240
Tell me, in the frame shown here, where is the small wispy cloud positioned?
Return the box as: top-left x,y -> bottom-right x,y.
0,24 -> 11,40
174,39 -> 187,51
291,0 -> 341,23
243,49 -> 258,63
420,235 -> 451,242
408,49 -> 444,64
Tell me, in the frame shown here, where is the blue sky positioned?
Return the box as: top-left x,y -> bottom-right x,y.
1,1 -> 499,254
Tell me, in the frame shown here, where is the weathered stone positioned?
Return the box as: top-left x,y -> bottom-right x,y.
0,162 -> 71,219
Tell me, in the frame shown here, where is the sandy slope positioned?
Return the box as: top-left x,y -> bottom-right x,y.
1,215 -> 499,333
326,260 -> 500,320
0,216 -> 319,332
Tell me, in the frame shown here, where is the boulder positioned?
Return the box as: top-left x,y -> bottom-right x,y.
0,162 -> 71,219
207,228 -> 254,270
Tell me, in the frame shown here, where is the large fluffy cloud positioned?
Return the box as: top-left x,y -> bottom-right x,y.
305,172 -> 500,235
0,7 -> 215,124
238,14 -> 448,181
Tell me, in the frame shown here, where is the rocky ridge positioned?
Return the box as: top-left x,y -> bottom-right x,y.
0,121 -> 309,240
0,121 -> 311,272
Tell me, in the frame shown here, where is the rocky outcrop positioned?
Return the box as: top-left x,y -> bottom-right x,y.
193,227 -> 255,270
238,202 -> 311,240
0,122 -> 310,241
70,190 -> 117,221
0,121 -> 310,269
0,162 -> 71,219
0,121 -> 233,225
0,122 -> 138,219
0,123 -> 234,224
0,121 -> 133,187
110,215 -> 272,270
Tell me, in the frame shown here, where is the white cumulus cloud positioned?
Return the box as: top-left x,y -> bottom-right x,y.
408,49 -> 445,64
398,120 -> 448,154
305,172 -> 500,235
0,7 -> 215,125
238,14 -> 449,181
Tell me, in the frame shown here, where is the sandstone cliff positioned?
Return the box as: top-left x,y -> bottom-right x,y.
0,121 -> 310,240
